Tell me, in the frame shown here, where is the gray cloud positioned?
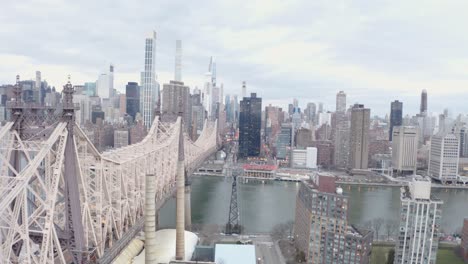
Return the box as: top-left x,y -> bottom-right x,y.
1,0 -> 468,116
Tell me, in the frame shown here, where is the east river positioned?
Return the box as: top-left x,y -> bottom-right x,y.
158,176 -> 468,234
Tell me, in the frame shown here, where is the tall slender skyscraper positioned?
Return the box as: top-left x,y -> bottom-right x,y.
349,104 -> 370,170
420,89 -> 427,115
241,81 -> 246,98
35,71 -> 41,103
336,91 -> 346,112
389,100 -> 403,141
174,40 -> 182,81
140,31 -> 159,128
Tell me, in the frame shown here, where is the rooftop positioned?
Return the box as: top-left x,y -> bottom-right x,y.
214,244 -> 256,264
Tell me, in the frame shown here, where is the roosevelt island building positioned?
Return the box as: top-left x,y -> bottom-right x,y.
394,176 -> 443,264
294,173 -> 373,264
238,93 -> 262,158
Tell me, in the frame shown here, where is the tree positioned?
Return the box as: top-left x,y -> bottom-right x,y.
272,223 -> 289,241
385,220 -> 399,241
386,248 -> 395,264
372,218 -> 384,240
295,250 -> 306,263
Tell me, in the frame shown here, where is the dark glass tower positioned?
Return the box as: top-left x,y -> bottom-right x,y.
125,82 -> 140,121
389,100 -> 403,141
239,93 -> 262,158
420,89 -> 427,115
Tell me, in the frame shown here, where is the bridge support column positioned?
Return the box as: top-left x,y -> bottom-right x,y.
145,174 -> 157,263
176,160 -> 186,260
184,183 -> 191,231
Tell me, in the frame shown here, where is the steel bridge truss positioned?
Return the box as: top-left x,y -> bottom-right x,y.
0,116 -> 218,263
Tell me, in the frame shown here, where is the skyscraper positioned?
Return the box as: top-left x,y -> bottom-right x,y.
394,176 -> 443,264
174,40 -> 182,81
336,91 -> 346,112
334,112 -> 350,169
420,89 -> 427,115
389,100 -> 403,141
428,132 -> 459,183
349,104 -> 370,170
35,71 -> 41,103
294,174 -> 373,263
125,82 -> 140,121
276,123 -> 292,159
392,126 -> 418,174
239,93 -> 262,158
305,102 -> 316,123
140,31 -> 159,128
97,67 -> 112,100
241,81 -> 246,98
162,81 -> 191,132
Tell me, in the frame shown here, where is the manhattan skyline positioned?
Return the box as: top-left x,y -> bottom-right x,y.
1,0 -> 468,116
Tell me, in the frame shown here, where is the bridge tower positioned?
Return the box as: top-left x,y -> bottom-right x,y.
8,76 -> 87,263
225,173 -> 241,235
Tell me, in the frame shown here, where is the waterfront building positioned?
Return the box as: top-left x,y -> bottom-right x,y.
392,126 -> 418,174
242,164 -> 277,179
294,174 -> 373,264
428,132 -> 459,183
291,147 -> 317,169
394,176 -> 443,264
461,218 -> 468,262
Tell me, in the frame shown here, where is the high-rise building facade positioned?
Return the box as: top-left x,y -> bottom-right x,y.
420,89 -> 428,115
190,93 -> 205,140
97,65 -> 114,100
305,102 -> 316,123
84,82 -> 96,96
125,82 -> 140,121
140,31 -> 159,128
461,218 -> 468,262
394,177 -> 443,264
294,174 -> 373,264
162,80 -> 191,132
428,133 -> 459,183
239,93 -> 262,158
392,126 -> 418,174
389,100 -> 403,141
114,130 -> 129,148
276,123 -> 292,159
336,91 -> 346,112
349,104 -> 370,170
334,112 -> 350,169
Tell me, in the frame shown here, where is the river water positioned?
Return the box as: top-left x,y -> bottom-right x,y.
159,176 -> 468,234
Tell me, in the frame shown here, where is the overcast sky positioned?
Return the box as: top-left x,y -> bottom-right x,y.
1,0 -> 468,116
